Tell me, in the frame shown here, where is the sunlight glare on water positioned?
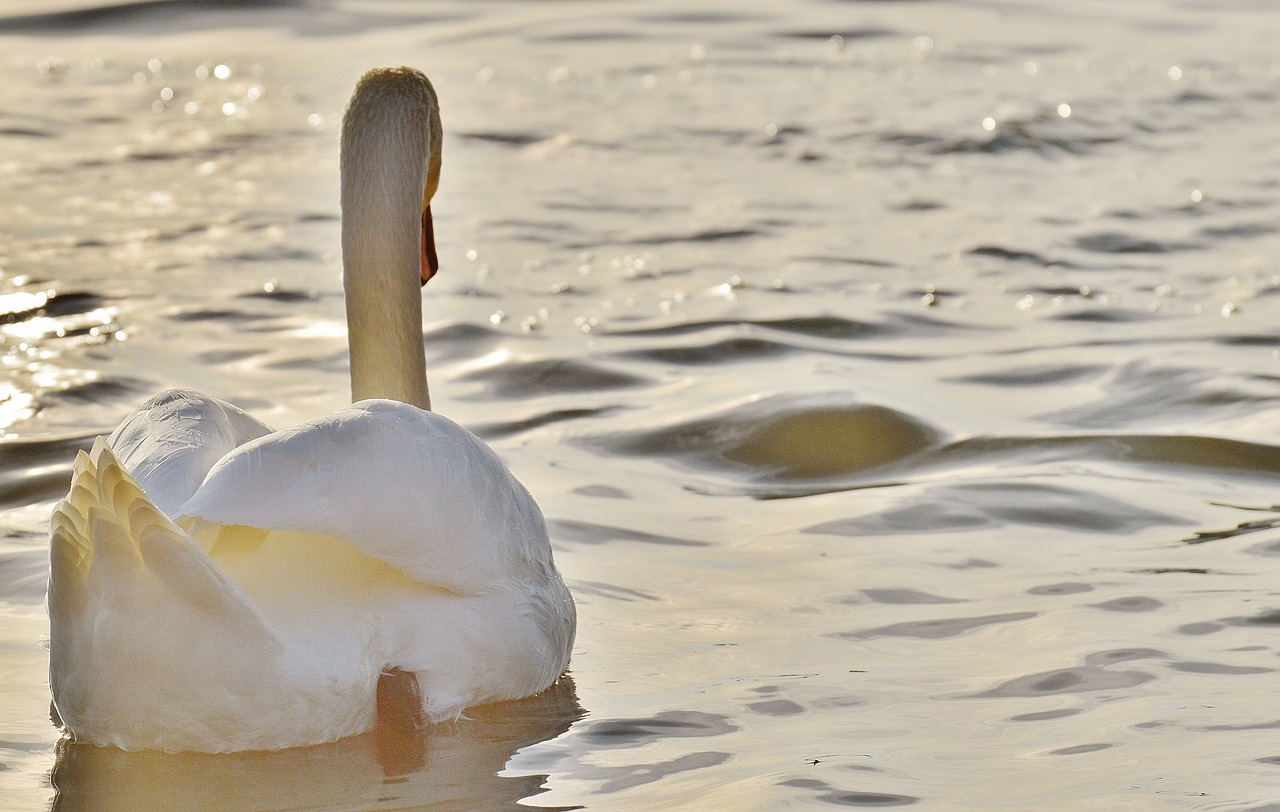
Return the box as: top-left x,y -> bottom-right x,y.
4,0 -> 1280,809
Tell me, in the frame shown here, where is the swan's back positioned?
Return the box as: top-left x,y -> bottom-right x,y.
48,394 -> 575,752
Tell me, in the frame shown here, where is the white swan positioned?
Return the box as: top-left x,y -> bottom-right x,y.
45,67 -> 576,753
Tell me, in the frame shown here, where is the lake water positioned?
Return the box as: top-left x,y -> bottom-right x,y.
3,0 -> 1280,808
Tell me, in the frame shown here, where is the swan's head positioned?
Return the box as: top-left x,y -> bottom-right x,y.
341,66 -> 443,285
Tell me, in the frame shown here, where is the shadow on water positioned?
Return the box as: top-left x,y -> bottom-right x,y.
50,676 -> 584,812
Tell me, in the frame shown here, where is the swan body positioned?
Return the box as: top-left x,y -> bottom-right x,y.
46,68 -> 575,752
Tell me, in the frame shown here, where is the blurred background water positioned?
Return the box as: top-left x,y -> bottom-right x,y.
3,0 -> 1280,808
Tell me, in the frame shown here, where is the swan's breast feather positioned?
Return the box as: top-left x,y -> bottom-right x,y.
178,399 -> 552,595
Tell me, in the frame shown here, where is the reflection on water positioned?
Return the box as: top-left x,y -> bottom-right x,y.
5,0 -> 1280,808
51,677 -> 583,812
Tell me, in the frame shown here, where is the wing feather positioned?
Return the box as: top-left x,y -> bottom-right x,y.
49,438 -> 279,649
179,399 -> 551,595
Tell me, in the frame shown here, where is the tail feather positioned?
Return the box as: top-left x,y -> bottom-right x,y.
48,522 -> 88,622
51,437 -> 276,635
50,438 -> 283,736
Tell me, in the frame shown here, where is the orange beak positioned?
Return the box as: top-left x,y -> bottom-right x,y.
420,206 -> 438,286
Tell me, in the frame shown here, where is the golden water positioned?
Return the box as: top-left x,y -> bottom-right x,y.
3,0 -> 1280,808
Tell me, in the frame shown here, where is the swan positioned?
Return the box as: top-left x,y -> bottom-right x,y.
45,67 -> 576,753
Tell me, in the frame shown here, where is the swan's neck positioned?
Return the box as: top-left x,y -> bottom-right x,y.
340,91 -> 432,411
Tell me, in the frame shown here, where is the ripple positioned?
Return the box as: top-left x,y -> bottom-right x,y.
664,425 -> 1280,503
532,28 -> 644,43
1043,362 -> 1276,428
746,699 -> 805,717
969,649 -> 1163,698
0,126 -> 53,138
878,117 -> 1121,158
227,246 -> 321,264
1248,536 -> 1280,555
585,393 -> 942,495
893,200 -> 945,212
859,589 -> 965,605
838,612 -> 1035,641
472,406 -> 617,439
616,337 -> 798,366
780,778 -> 920,808
972,665 -> 1152,698
577,711 -> 737,748
41,291 -> 110,318
592,751 -> 732,794
1073,231 -> 1195,254
419,321 -> 506,365
47,376 -> 148,408
0,433 -> 92,509
1176,622 -> 1224,635
0,290 -> 113,343
1241,609 -> 1280,626
1198,221 -> 1276,240
966,245 -> 1075,268
605,315 -> 895,341
0,0 -> 444,36
264,348 -> 348,374
548,518 -> 707,547
1026,582 -> 1093,596
1050,308 -> 1153,324
791,254 -> 897,269
779,27 -> 898,41
1216,334 -> 1280,348
457,130 -> 549,146
1047,743 -> 1113,756
1189,607 -> 1280,634
947,558 -> 998,570
1195,719 -> 1280,734
938,433 -> 1280,479
457,358 -> 650,399
1089,596 -> 1164,613
642,227 -> 762,245
570,580 -> 660,603
0,545 -> 54,604
196,349 -> 261,365
1184,507 -> 1280,545
169,307 -> 275,324
238,286 -> 323,304
1167,661 -> 1273,675
949,363 -> 1105,387
808,481 -> 1179,536
638,10 -> 769,24
573,484 -> 629,499
1009,709 -> 1084,722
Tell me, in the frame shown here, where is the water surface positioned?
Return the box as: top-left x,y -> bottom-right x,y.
3,0 -> 1280,808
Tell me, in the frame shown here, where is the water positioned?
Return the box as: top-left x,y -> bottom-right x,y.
3,0 -> 1280,807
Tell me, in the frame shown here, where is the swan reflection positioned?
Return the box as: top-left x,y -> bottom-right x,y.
50,675 -> 582,812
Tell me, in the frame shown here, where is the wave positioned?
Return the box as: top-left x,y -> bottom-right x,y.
576,390 -> 1280,499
